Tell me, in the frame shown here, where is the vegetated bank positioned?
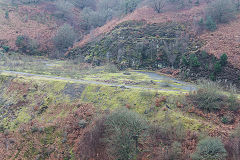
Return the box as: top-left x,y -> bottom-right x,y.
68,20 -> 240,87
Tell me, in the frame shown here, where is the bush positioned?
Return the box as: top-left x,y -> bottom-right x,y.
189,80 -> 225,111
190,80 -> 239,112
192,137 -> 227,160
53,24 -> 76,52
221,113 -> 235,124
15,35 -> 39,55
205,16 -> 217,31
2,45 -> 9,52
189,54 -> 200,67
151,112 -> 186,144
181,55 -> 189,66
206,0 -> 236,24
214,61 -> 222,73
220,53 -> 228,66
225,126 -> 240,160
103,108 -> 149,160
5,11 -> 9,19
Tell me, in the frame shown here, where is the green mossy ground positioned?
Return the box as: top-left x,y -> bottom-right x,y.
0,72 -> 209,132
1,72 -> 233,159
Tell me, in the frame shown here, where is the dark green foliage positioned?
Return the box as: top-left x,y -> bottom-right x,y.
189,54 -> 200,67
220,53 -> 228,66
5,11 -> 9,19
15,35 -> 39,55
221,113 -> 235,124
103,108 -> 148,160
191,137 -> 227,160
195,0 -> 200,6
201,50 -> 208,59
198,18 -> 205,30
205,16 -> 217,31
2,45 -> 9,52
214,61 -> 222,73
209,73 -> 216,81
181,55 -> 189,66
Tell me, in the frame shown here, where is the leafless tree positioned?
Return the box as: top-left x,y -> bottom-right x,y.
232,0 -> 240,10
163,33 -> 188,68
150,0 -> 167,13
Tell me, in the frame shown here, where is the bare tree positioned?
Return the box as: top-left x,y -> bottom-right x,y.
232,0 -> 240,10
163,33 -> 188,68
163,40 -> 178,68
150,0 -> 167,13
206,0 -> 236,23
53,24 -> 76,52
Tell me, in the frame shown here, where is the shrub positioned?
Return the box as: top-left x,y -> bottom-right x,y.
205,16 -> 217,31
201,50 -> 208,58
151,112 -> 186,144
191,137 -> 227,160
190,80 -> 240,112
225,126 -> 240,160
15,35 -> 39,55
189,54 -> 200,67
214,61 -> 222,74
167,141 -> 182,160
189,80 -> 225,111
181,55 -> 189,66
103,108 -> 149,160
209,73 -> 216,81
53,24 -> 76,52
5,11 -> 9,19
228,87 -> 239,112
2,45 -> 9,52
220,53 -> 228,66
206,0 -> 236,24
221,113 -> 235,124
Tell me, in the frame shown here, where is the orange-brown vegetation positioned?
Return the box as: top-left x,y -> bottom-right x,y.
200,15 -> 240,69
0,5 -> 57,51
71,5 -> 206,50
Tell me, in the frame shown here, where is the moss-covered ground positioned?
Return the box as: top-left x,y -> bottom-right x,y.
0,71 -> 210,132
1,55 -> 239,159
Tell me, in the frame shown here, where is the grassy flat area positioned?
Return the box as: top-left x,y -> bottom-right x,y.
0,53 -> 196,92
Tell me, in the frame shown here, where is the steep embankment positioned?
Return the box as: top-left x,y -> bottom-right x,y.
68,21 -> 201,68
200,15 -> 240,70
0,3 -> 57,51
71,5 -> 206,49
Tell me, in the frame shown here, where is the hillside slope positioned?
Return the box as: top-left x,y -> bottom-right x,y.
71,5 -> 206,49
200,15 -> 240,69
0,3 -> 57,51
